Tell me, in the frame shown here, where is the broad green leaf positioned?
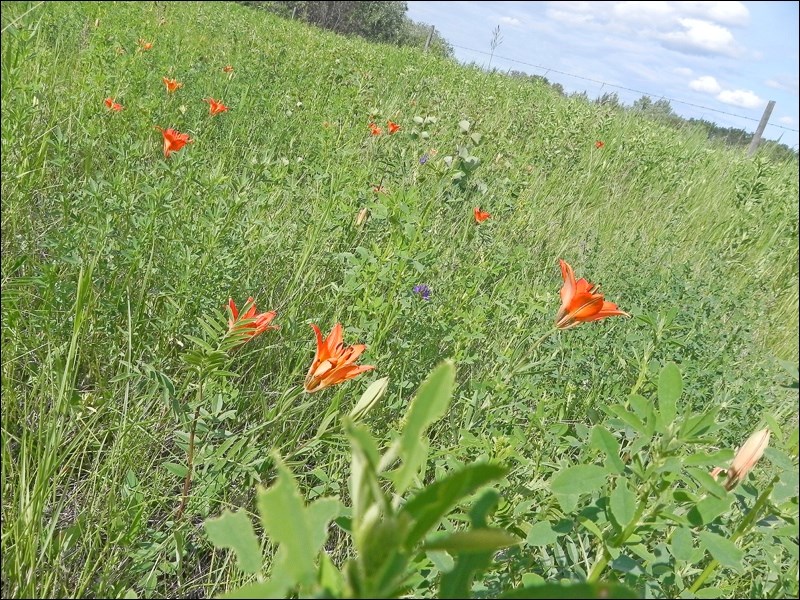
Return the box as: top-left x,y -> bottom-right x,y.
345,420 -> 384,524
657,363 -> 681,428
318,549 -> 344,597
425,529 -> 520,554
670,526 -> 694,562
440,489 -> 500,599
256,457 -> 341,587
550,464 -> 608,496
220,578 -> 290,599
684,449 -> 734,466
427,549 -> 455,573
349,376 -> 389,421
401,462 -> 507,549
604,405 -> 647,435
501,582 -> 638,599
393,361 -> 456,494
686,467 -> 728,499
162,461 -> 188,478
697,531 -> 743,571
609,479 -> 637,530
526,521 -> 559,546
590,425 -> 625,474
204,510 -> 262,574
688,495 -> 733,527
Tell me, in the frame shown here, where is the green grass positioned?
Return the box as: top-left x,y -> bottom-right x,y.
1,1 -> 798,598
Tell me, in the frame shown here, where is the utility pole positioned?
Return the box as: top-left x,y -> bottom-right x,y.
747,100 -> 776,156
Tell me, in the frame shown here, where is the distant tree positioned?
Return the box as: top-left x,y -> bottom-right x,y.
236,1 -> 453,57
595,91 -> 621,108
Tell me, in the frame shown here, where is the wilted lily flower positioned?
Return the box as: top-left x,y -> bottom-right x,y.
714,428 -> 770,491
473,207 -> 491,223
227,297 -> 279,344
138,39 -> 153,51
369,122 -> 382,136
222,65 -> 234,73
555,259 -> 628,329
155,126 -> 193,158
304,323 -> 374,393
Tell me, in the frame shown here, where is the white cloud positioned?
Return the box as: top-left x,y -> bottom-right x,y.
716,89 -> 764,109
689,75 -> 722,94
546,8 -> 595,26
613,1 -> 674,23
765,76 -> 800,94
679,1 -> 750,26
778,116 -> 797,126
660,18 -> 741,57
499,16 -> 521,27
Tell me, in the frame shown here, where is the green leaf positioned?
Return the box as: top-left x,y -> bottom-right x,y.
687,495 -> 733,527
256,457 -> 342,587
590,425 -> 625,474
204,510 -> 262,574
220,579 -> 290,599
401,462 -> 507,549
425,529 -> 520,554
657,362 -> 682,427
670,526 -> 694,562
393,361 -> 456,494
162,461 -> 188,478
440,489 -> 500,599
686,467 -> 728,499
501,582 -> 639,599
697,531 -> 743,571
550,464 -> 608,496
526,521 -> 559,546
609,479 -> 637,530
458,119 -> 471,132
318,550 -> 344,597
349,376 -> 389,421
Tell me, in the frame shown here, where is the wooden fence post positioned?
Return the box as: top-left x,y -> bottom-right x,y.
424,25 -> 434,53
747,100 -> 776,156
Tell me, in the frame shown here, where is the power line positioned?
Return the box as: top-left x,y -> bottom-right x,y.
450,43 -> 800,133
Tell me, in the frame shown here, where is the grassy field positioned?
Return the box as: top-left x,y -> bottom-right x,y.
1,2 -> 798,598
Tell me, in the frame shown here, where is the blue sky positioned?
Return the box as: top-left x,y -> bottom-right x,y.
407,1 -> 799,149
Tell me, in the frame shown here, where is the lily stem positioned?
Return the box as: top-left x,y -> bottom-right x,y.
688,475 -> 778,593
176,382 -> 203,520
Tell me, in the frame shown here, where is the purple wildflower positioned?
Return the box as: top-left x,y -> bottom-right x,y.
419,153 -> 429,165
413,284 -> 431,301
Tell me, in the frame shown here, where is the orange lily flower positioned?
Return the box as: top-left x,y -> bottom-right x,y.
473,207 -> 491,223
555,259 -> 628,329
222,65 -> 234,73
138,39 -> 153,51
162,77 -> 183,93
227,297 -> 279,343
204,97 -> 229,116
304,323 -> 374,393
387,120 -> 401,134
369,122 -> 382,136
104,97 -> 124,112
711,428 -> 770,491
155,126 -> 193,158
595,140 -> 605,149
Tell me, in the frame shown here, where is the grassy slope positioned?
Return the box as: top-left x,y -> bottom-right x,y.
1,1 -> 798,597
